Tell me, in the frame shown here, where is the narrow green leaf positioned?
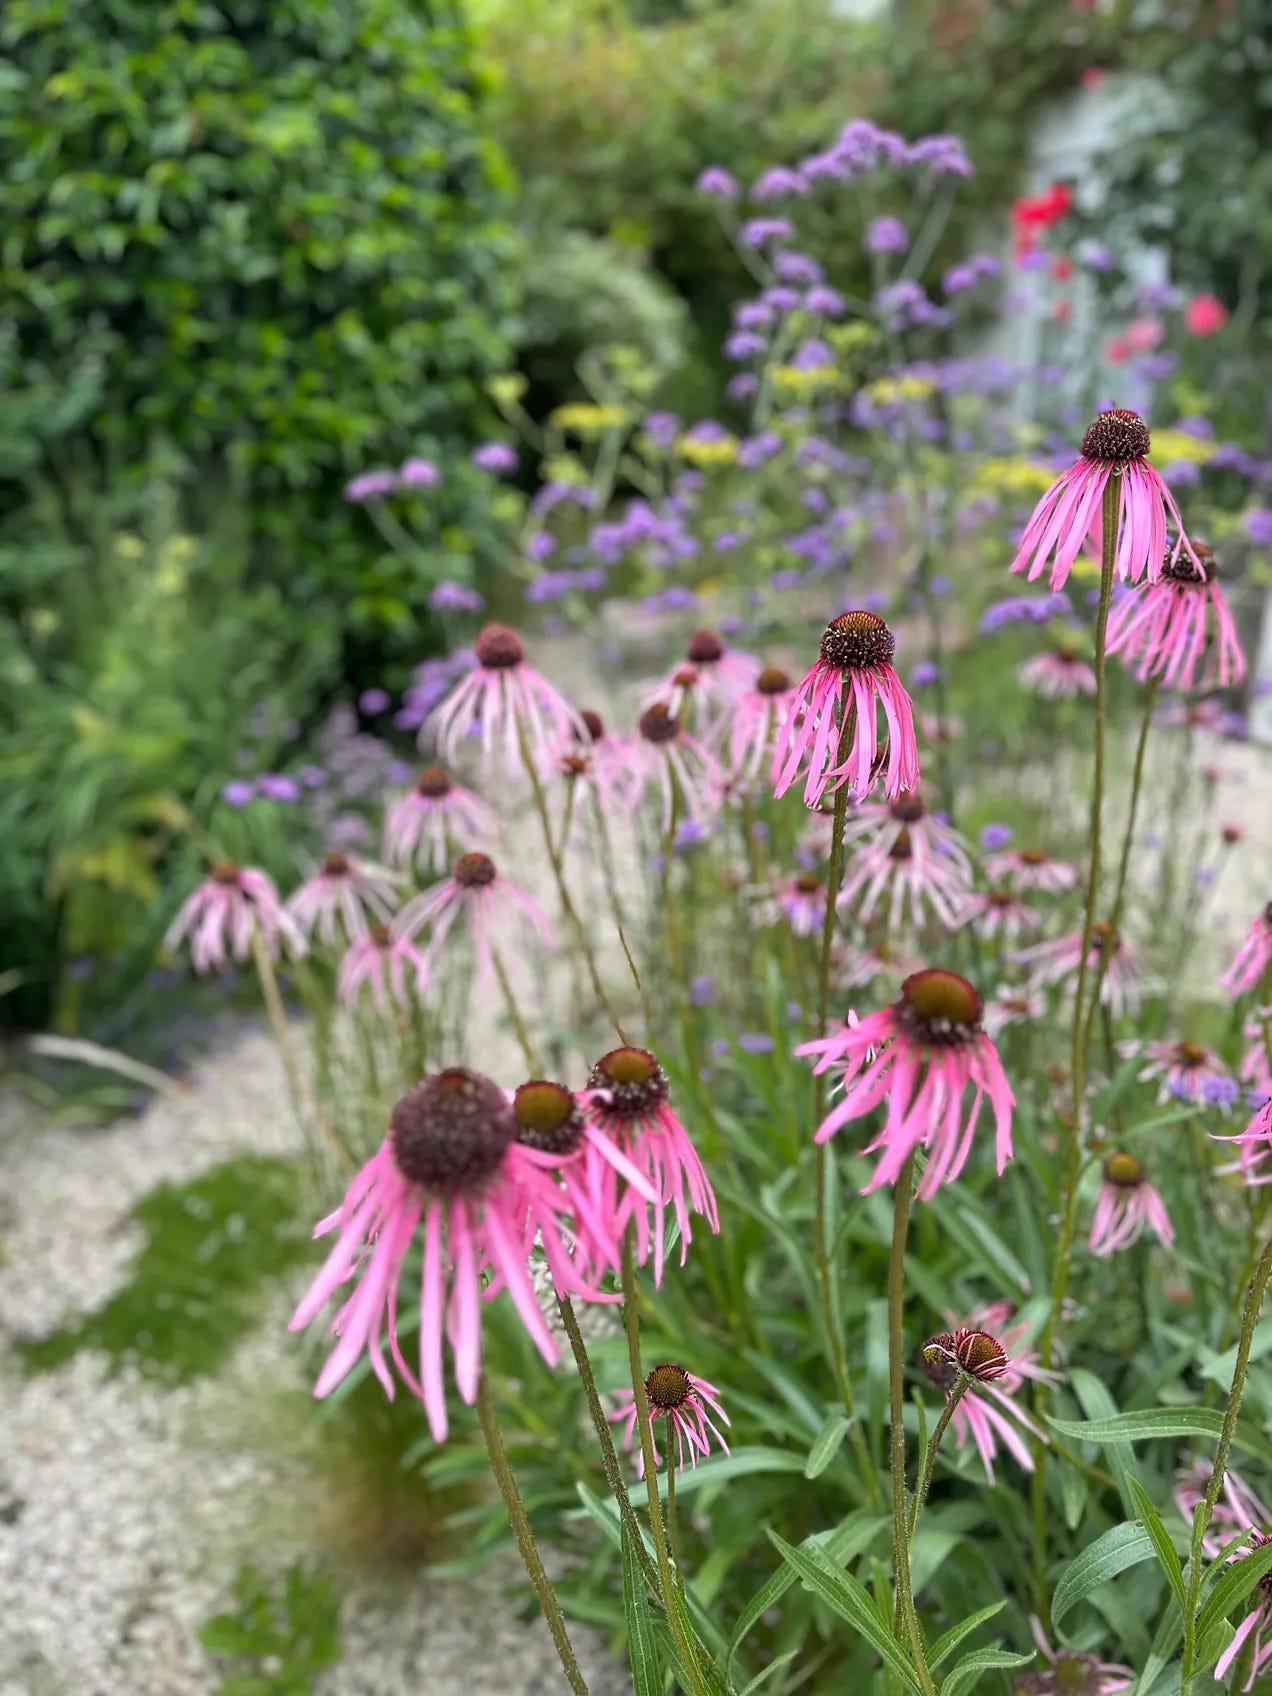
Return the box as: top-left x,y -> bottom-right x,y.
627,1446 -> 805,1508
805,1414 -> 853,1480
940,1646 -> 1035,1696
1049,1407 -> 1272,1460
767,1530 -> 922,1693
726,1514 -> 887,1673
1196,1538 -> 1272,1647
927,1600 -> 1008,1670
1129,1477 -> 1187,1608
737,1650 -> 800,1695
1069,1368 -> 1135,1513
621,1522 -> 663,1696
1052,1523 -> 1156,1628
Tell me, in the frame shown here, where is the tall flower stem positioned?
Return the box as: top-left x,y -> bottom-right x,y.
888,1154 -> 936,1695
621,1233 -> 711,1695
489,945 -> 541,1073
475,1374 -> 590,1696
518,727 -> 629,1044
1031,474 -> 1119,1610
250,932 -> 351,1174
1081,677 -> 1159,1061
1181,1231 -> 1272,1688
810,708 -> 868,1440
907,1377 -> 972,1546
555,1292 -> 659,1591
589,788 -> 652,1037
666,1448 -> 688,1601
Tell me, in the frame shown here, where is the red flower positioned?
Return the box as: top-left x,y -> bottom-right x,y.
1184,293 -> 1228,336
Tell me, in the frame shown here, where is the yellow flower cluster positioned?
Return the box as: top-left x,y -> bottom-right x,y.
548,403 -> 631,436
1149,429 -> 1215,467
967,457 -> 1059,502
771,364 -> 838,395
862,375 -> 936,405
677,432 -> 739,467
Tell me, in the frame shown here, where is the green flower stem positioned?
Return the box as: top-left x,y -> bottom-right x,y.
555,1291 -> 660,1591
666,1447 -> 688,1601
621,1233 -> 712,1695
475,1373 -> 590,1696
589,787 -> 652,1038
250,931 -> 351,1174
489,944 -> 541,1073
907,1376 -> 972,1547
1031,473 -> 1119,1613
518,724 -> 629,1044
1181,1231 -> 1272,1688
887,1155 -> 936,1695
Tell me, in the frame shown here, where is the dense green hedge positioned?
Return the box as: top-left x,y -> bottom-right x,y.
0,0 -> 518,642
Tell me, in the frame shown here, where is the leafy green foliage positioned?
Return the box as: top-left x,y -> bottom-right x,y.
199,1563 -> 340,1696
22,1156 -> 310,1381
0,0 -> 517,638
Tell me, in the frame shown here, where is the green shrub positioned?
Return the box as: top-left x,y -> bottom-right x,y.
0,0 -> 518,646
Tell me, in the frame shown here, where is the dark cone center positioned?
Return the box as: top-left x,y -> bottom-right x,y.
687,629 -> 725,664
390,1068 -> 515,1192
897,969 -> 983,1043
454,852 -> 497,889
1104,1151 -> 1145,1189
639,704 -> 681,745
475,623 -> 525,670
1080,408 -> 1151,463
579,709 -> 606,743
1175,1041 -> 1209,1068
646,1363 -> 692,1410
323,853 -> 352,878
416,766 -> 452,798
890,792 -> 926,823
211,861 -> 242,885
513,1080 -> 585,1155
794,872 -> 823,895
756,665 -> 791,695
588,1047 -> 670,1116
1020,848 -> 1046,866
820,610 -> 896,671
888,827 -> 915,863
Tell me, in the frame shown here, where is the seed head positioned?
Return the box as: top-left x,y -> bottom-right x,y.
819,610 -> 896,671
322,852 -> 352,878
416,766 -> 452,798
1103,1151 -> 1145,1189
588,1046 -> 670,1117
756,666 -> 791,695
1080,408 -> 1151,464
638,703 -> 681,745
211,861 -> 242,885
897,969 -> 983,1044
890,792 -> 926,823
512,1080 -> 586,1156
921,1327 -> 1008,1385
888,826 -> 915,862
475,623 -> 525,670
390,1068 -> 515,1192
687,629 -> 725,665
645,1362 -> 692,1410
453,852 -> 497,889
579,710 -> 606,742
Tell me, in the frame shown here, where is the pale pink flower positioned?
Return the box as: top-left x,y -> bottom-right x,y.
289,1068 -> 602,1443
1018,924 -> 1150,1020
287,853 -> 400,946
337,926 -> 429,1011
728,665 -> 799,785
383,765 -> 499,875
1009,409 -> 1199,590
837,937 -> 923,991
958,889 -> 1044,943
769,871 -> 828,937
1088,1153 -> 1174,1257
983,847 -> 1079,895
1129,1038 -> 1231,1106
1216,1096 -> 1272,1187
1175,1459 -> 1269,1560
797,969 -> 1015,1200
836,790 -> 973,877
1021,1619 -> 1133,1694
836,825 -> 971,933
919,1308 -> 1053,1485
772,611 -> 920,807
580,1047 -> 719,1284
1018,648 -> 1097,699
982,989 -> 1045,1040
510,1079 -> 657,1283
610,1364 -> 731,1477
1106,544 -> 1246,691
1222,904 -> 1272,998
542,708 -> 633,813
427,623 -> 582,776
165,862 -> 301,974
645,629 -> 760,735
630,703 -> 721,831
394,851 -> 554,980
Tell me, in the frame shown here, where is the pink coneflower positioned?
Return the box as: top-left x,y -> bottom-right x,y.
983,846 -> 1079,895
383,766 -> 499,875
728,665 -> 798,784
287,853 -> 401,946
772,611 -> 920,807
427,623 -> 582,776
610,1364 -> 731,1477
1222,904 -> 1272,998
838,936 -> 923,991
580,1047 -> 719,1283
648,630 -> 760,731
337,925 -> 429,1011
1088,1153 -> 1174,1257
542,709 -> 634,816
919,1309 -> 1052,1484
836,790 -> 973,877
1018,924 -> 1150,1020
958,888 -> 1044,944
1106,542 -> 1246,691
641,663 -> 704,723
797,968 -> 1015,1200
982,989 -> 1045,1040
394,852 -> 554,980
1174,1460 -> 1269,1560
508,1080 -> 656,1285
1009,409 -> 1198,590
165,862 -> 301,974
289,1068 -> 602,1442
1129,1038 -> 1232,1107
769,871 -> 828,937
836,825 -> 971,933
1019,1619 -> 1133,1694
1216,1096 -> 1272,1187
1018,647 -> 1098,699
631,703 -> 721,830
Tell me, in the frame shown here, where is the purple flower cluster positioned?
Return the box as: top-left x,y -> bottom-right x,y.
395,652 -> 477,732
344,458 -> 440,502
980,591 -> 1074,633
874,280 -> 952,330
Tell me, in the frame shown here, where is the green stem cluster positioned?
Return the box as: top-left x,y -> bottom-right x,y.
888,1155 -> 936,1694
